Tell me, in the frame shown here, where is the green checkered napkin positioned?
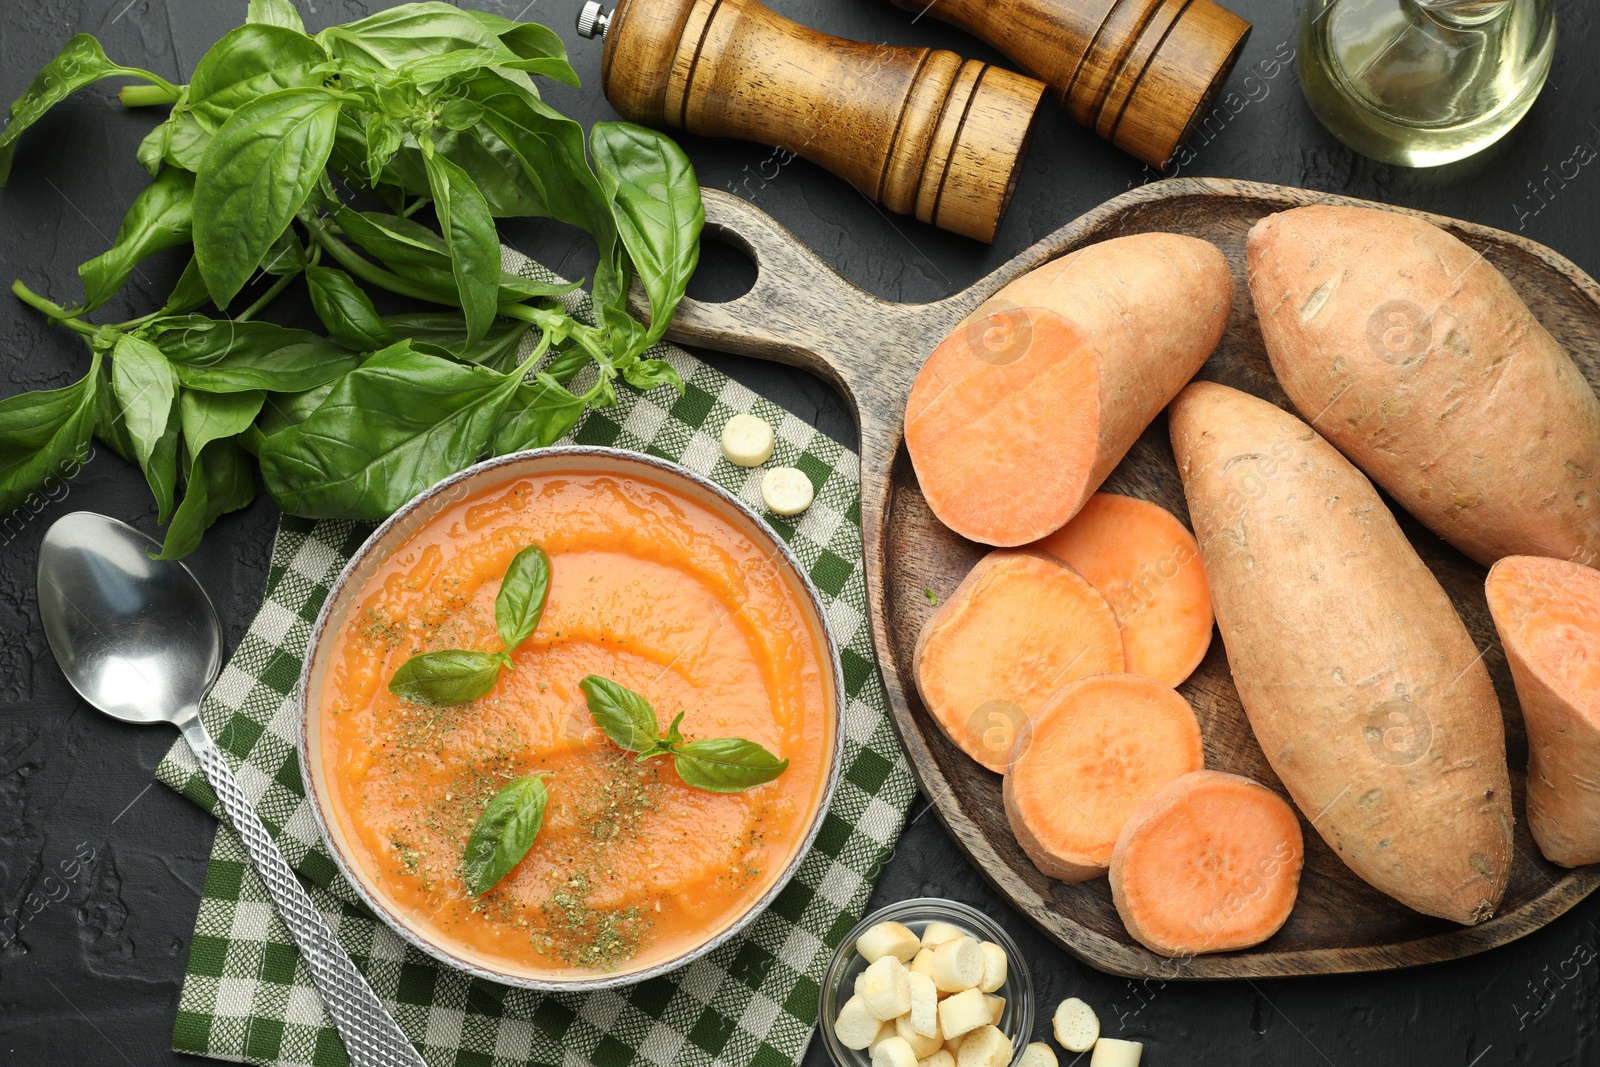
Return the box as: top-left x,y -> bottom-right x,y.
154,249 -> 917,1067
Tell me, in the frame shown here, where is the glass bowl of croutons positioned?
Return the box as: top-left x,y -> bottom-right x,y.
820,898 -> 1035,1067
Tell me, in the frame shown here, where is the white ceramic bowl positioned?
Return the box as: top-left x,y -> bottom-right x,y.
296,446 -> 845,991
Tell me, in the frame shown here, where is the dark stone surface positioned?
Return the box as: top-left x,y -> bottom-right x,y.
0,0 -> 1596,1064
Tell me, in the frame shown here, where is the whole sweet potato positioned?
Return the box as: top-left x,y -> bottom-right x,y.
1170,381 -> 1513,925
1248,204 -> 1600,568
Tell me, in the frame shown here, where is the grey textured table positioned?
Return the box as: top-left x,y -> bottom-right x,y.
1,1 -> 1596,1064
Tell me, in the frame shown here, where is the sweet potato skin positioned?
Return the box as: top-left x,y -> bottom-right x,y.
1486,555 -> 1600,867
1248,204 -> 1600,568
907,232 -> 1232,545
1169,381 -> 1512,926
967,232 -> 1233,500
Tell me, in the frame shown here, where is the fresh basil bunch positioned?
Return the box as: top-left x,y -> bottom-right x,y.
0,0 -> 704,557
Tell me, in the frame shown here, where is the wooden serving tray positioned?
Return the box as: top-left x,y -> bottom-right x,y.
656,178 -> 1600,978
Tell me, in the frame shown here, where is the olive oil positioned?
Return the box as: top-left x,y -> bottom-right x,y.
1298,0 -> 1554,167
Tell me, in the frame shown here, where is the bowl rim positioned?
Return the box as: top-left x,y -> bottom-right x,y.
817,896 -> 1036,1067
294,445 -> 848,992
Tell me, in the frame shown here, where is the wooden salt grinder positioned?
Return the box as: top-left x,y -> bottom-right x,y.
576,0 -> 1047,243
885,0 -> 1252,169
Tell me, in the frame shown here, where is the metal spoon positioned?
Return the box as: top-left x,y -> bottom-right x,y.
37,512 -> 425,1067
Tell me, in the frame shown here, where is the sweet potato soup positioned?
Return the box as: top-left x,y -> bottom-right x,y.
316,469 -> 835,978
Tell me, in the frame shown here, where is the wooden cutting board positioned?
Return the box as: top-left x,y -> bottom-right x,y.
655,177 -> 1600,979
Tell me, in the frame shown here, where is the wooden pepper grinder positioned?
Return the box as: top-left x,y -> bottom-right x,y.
576,0 -> 1047,242
884,0 -> 1252,169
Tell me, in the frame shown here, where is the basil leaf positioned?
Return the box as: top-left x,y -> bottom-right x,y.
621,358 -> 682,393
673,738 -> 789,793
256,382 -> 334,437
136,119 -> 172,178
187,24 -> 328,127
332,206 -> 457,299
193,87 -> 341,307
261,226 -> 308,275
305,265 -> 392,351
155,317 -> 359,393
0,352 -> 100,513
92,357 -> 136,464
579,675 -> 660,754
162,111 -> 214,172
162,257 -> 213,314
591,122 -> 704,356
388,648 -> 506,706
0,36 -> 164,186
110,335 -> 177,469
363,113 -> 402,186
495,543 -> 550,650
423,150 -> 499,345
108,335 -> 181,520
438,127 -> 541,217
334,206 -> 575,305
544,344 -> 593,385
76,168 -> 194,312
247,0 -> 306,33
383,314 -> 531,372
463,774 -> 549,896
463,10 -> 579,86
319,4 -> 508,71
492,376 -> 587,453
461,74 -> 613,237
156,436 -> 256,560
258,342 -> 523,519
180,388 -> 265,455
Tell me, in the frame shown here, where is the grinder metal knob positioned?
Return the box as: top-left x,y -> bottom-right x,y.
576,1 -> 611,39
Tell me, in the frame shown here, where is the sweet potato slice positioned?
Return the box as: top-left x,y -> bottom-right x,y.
1170,381 -> 1512,925
1109,770 -> 1304,956
1486,555 -> 1600,867
1003,673 -> 1203,881
905,232 -> 1232,546
914,550 -> 1124,772
1035,493 -> 1214,686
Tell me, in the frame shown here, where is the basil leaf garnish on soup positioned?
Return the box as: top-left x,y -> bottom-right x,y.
578,675 -> 788,792
495,543 -> 551,651
463,774 -> 550,896
388,648 -> 507,706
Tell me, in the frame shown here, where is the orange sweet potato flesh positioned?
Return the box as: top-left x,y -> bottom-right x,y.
1004,673 -> 1203,882
1170,381 -> 1512,926
914,550 -> 1124,772
905,232 -> 1233,546
1036,493 -> 1214,687
1110,770 -> 1304,957
1248,205 -> 1600,568
1486,555 -> 1600,867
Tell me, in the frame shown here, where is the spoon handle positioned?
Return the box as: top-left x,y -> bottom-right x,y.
180,715 -> 427,1067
